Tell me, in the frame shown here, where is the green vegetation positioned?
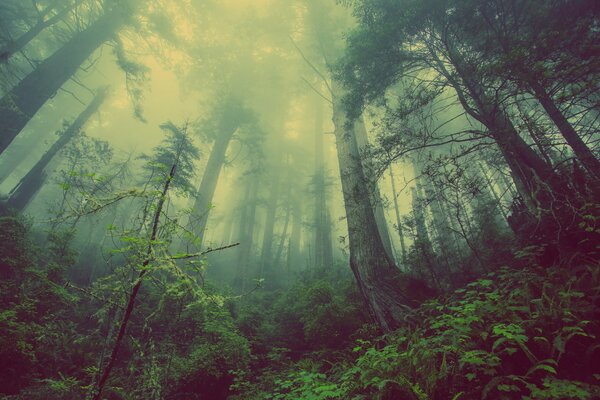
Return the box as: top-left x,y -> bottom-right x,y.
1,0 -> 599,399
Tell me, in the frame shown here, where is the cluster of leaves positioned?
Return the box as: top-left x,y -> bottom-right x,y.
0,206 -> 251,400
234,255 -> 600,399
229,268 -> 372,399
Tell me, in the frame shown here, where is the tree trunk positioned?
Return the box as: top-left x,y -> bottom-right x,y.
0,8 -> 124,155
287,189 -> 302,273
93,162 -> 177,400
6,88 -> 107,211
259,163 -> 281,278
354,118 -> 395,259
188,126 -> 237,249
235,178 -> 258,290
313,99 -> 333,270
0,1 -> 75,63
433,43 -> 560,212
332,80 -> 432,332
388,165 -> 407,264
531,81 -> 600,180
411,185 -> 441,289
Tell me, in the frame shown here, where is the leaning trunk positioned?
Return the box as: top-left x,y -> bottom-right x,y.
531,81 -> 600,181
0,1 -> 75,63
7,88 -> 107,210
0,8 -> 124,154
188,126 -> 236,249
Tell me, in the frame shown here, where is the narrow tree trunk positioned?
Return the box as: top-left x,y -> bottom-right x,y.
93,162 -> 177,400
188,126 -> 237,249
411,185 -> 441,289
478,163 -> 510,224
260,164 -> 281,277
313,99 -> 334,270
287,190 -> 302,273
235,179 -> 258,290
531,81 -> 600,180
433,43 -> 560,211
0,8 -> 124,154
389,165 -> 407,264
6,88 -> 107,210
0,1 -> 75,63
332,80 -> 432,332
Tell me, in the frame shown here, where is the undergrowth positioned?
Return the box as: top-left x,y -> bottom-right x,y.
232,256 -> 600,399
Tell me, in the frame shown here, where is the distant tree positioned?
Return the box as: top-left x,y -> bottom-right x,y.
5,88 -> 108,211
187,96 -> 255,250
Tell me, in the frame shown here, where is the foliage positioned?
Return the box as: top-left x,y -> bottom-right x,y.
253,263 -> 599,399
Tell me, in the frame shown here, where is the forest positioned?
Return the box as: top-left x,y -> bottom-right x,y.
0,0 -> 599,399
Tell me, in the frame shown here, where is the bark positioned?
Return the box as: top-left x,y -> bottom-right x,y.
354,118 -> 395,259
332,80 -> 432,332
6,88 -> 107,211
531,81 -> 600,180
0,7 -> 124,155
188,125 -> 237,248
93,162 -> 177,400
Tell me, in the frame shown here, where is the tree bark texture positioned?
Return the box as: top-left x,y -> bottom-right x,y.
332,80 -> 432,332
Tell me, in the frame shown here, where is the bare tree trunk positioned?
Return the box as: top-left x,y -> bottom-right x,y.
0,8 -> 124,155
354,118 -> 395,259
93,162 -> 177,400
260,164 -> 281,280
388,165 -> 407,264
7,88 -> 107,210
188,125 -> 236,249
332,80 -> 432,332
313,99 -> 333,270
411,185 -> 441,289
287,189 -> 302,273
235,179 -> 259,290
531,81 -> 600,180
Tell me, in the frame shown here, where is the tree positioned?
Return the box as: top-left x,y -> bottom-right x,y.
295,0 -> 434,331
93,122 -> 199,399
187,97 -> 254,250
336,0 -> 577,228
6,88 -> 108,211
0,0 -> 77,63
0,2 -> 134,155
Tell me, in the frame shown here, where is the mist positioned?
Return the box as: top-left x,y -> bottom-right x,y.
1,1 -> 599,399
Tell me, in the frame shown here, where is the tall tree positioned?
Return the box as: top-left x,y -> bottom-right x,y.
312,98 -> 334,270
337,0 -> 567,217
0,3 -> 132,155
187,97 -> 254,249
0,0 -> 77,63
300,0 -> 433,331
6,88 -> 108,211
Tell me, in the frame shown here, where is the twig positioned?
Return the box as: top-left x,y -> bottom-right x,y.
170,242 -> 240,260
